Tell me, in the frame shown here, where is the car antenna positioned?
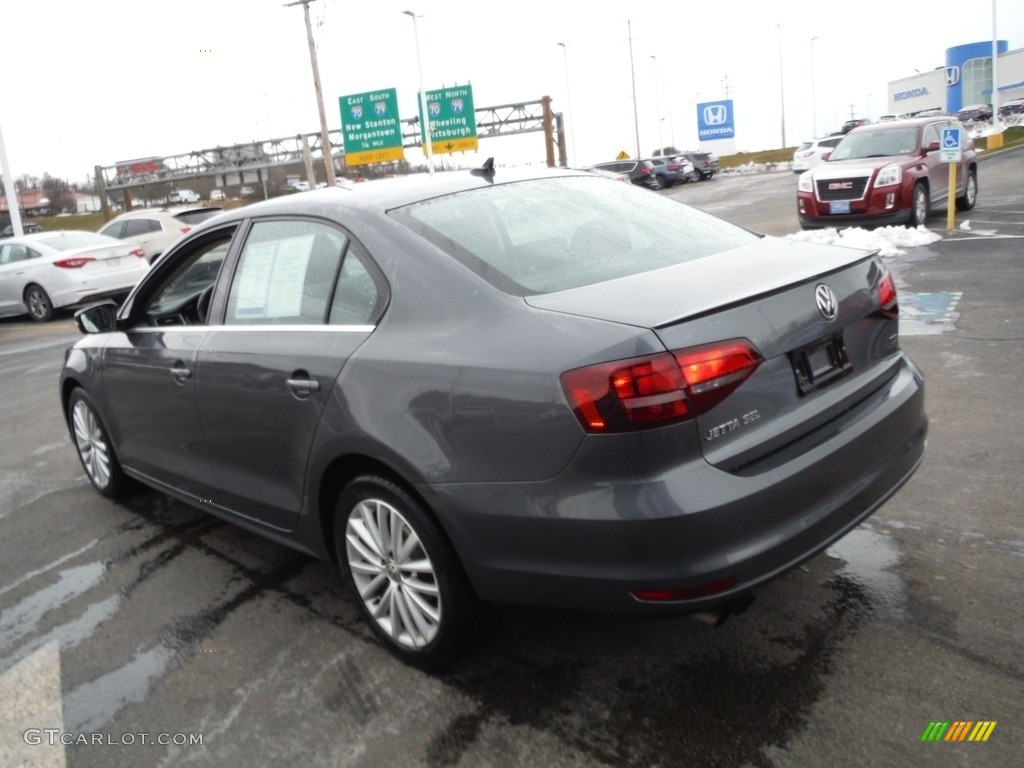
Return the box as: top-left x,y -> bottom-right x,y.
471,157 -> 496,180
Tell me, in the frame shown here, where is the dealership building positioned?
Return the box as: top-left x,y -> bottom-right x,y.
887,40 -> 1024,116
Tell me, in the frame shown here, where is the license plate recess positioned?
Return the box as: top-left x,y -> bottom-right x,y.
791,333 -> 852,395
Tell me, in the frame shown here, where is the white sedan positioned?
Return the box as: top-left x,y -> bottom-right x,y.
0,231 -> 150,322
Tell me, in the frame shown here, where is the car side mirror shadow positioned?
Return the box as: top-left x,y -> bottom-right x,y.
75,302 -> 119,334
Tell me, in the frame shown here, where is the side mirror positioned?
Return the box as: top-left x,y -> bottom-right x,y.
821,152 -> 831,162
75,302 -> 118,334
925,141 -> 941,153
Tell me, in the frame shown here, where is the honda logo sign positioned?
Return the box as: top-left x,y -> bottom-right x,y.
697,99 -> 735,141
704,105 -> 727,125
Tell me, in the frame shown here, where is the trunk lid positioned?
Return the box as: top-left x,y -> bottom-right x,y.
528,236 -> 902,472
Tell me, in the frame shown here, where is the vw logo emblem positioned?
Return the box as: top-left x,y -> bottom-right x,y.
815,284 -> 838,321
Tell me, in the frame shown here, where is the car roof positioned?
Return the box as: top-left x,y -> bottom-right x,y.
106,208 -> 178,221
211,165 -> 597,225
846,115 -> 953,134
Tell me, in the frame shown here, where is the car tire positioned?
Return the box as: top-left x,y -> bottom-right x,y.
909,183 -> 929,227
686,171 -> 701,183
955,169 -> 978,212
335,474 -> 478,669
68,389 -> 131,498
24,284 -> 54,322
648,176 -> 664,190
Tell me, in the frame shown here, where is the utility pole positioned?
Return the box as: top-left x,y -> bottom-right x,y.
286,0 -> 336,186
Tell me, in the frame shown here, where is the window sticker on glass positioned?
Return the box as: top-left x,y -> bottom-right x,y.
232,235 -> 314,320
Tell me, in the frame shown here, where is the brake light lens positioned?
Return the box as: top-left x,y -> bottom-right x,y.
53,257 -> 95,268
130,247 -> 146,259
877,269 -> 898,318
561,339 -> 762,432
179,226 -> 192,235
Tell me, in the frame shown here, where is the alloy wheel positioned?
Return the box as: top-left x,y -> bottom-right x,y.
345,497 -> 442,649
72,399 -> 112,489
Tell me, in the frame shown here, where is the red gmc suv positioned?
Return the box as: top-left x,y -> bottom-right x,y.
797,116 -> 977,229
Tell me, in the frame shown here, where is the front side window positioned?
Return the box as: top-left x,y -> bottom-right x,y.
143,233 -> 234,324
124,219 -> 158,237
100,221 -> 126,239
225,220 -> 349,325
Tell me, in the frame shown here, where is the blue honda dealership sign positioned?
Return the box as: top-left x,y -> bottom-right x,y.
697,99 -> 735,141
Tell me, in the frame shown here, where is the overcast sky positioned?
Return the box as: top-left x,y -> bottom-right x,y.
2,0 -> 1021,184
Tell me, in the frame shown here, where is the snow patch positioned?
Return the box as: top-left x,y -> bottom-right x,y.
785,225 -> 942,257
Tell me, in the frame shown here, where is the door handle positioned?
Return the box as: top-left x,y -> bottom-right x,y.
286,373 -> 320,399
170,363 -> 192,384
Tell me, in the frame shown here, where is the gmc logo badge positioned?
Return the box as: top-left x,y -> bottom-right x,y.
828,182 -> 854,190
704,105 -> 727,125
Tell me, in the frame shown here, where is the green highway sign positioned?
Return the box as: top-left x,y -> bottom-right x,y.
340,88 -> 404,167
419,84 -> 478,156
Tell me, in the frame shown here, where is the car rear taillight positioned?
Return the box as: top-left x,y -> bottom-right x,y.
561,339 -> 762,433
53,257 -> 95,268
180,226 -> 192,235
639,166 -> 650,175
877,269 -> 898,319
130,247 -> 146,259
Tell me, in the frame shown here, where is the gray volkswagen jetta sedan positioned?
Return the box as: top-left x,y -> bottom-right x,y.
61,164 -> 926,668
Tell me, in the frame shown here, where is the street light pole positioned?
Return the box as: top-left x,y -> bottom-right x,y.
628,19 -> 641,159
285,0 -> 336,186
777,24 -> 787,148
651,55 -> 663,153
557,43 -> 577,167
404,10 -> 435,175
810,36 -> 819,138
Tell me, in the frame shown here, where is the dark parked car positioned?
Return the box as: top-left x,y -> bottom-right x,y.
645,157 -> 697,188
956,104 -> 993,123
840,118 -> 871,134
676,151 -> 719,180
172,206 -> 224,226
2,222 -> 42,238
996,99 -> 1024,118
798,116 -> 978,229
587,159 -> 661,189
61,167 -> 927,668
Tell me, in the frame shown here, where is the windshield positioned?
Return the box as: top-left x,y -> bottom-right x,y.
829,128 -> 919,160
394,176 -> 757,295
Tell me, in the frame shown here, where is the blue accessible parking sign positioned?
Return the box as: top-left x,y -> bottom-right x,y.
940,127 -> 962,162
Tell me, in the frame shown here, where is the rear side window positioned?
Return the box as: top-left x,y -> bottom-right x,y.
225,220 -> 349,325
394,176 -> 757,295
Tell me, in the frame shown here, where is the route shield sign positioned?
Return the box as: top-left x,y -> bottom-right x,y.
940,127 -> 962,162
419,85 -> 478,155
340,88 -> 405,167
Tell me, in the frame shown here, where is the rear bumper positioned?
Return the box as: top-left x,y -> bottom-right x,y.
425,355 -> 926,614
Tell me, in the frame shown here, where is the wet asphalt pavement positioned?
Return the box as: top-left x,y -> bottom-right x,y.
2,148 -> 1022,767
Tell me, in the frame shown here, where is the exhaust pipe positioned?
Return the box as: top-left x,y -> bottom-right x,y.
690,593 -> 755,628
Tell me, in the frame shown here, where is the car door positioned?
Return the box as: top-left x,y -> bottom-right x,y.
98,227 -> 236,497
922,121 -> 950,204
0,243 -> 38,314
195,218 -> 385,530
122,217 -> 160,255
